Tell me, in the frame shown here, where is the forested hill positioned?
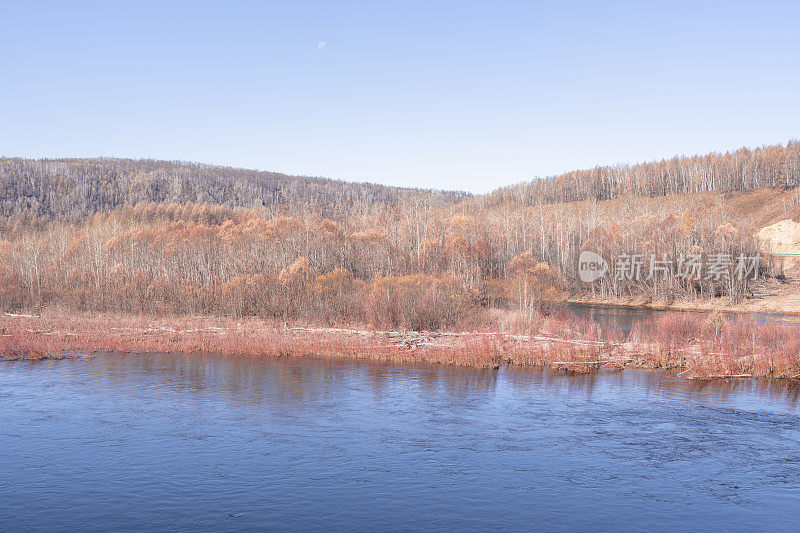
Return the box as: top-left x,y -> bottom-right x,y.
0,158 -> 469,219
487,141 -> 800,206
0,146 -> 795,318
2,141 -> 799,220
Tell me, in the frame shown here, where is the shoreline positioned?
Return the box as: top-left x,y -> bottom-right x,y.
567,293 -> 800,318
2,310 -> 799,381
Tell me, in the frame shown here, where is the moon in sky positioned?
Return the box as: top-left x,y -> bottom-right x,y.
317,41 -> 327,50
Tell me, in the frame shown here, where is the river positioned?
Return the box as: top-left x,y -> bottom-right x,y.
568,302 -> 800,333
1,354 -> 799,531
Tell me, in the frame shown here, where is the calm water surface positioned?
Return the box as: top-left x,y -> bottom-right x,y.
568,302 -> 800,333
2,354 -> 799,532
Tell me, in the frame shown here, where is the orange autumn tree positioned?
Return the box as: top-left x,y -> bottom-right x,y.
365,274 -> 482,331
278,257 -> 316,320
507,252 -> 563,315
312,268 -> 365,324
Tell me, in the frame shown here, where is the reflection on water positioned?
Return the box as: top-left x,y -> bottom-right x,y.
1,354 -> 799,531
568,301 -> 800,336
568,302 -> 663,332
50,353 -> 800,412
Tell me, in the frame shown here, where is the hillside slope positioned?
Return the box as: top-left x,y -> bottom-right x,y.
1,147 -> 800,318
0,158 -> 468,219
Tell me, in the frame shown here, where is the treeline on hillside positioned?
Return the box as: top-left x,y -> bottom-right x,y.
0,158 -> 468,220
490,141 -> 800,205
5,141 -> 799,223
0,194 -> 768,329
5,142 -> 798,222
0,145 -> 791,328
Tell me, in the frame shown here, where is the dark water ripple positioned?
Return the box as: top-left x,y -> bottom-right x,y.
1,354 -> 799,532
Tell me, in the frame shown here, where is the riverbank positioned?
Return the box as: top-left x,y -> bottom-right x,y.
2,310 -> 799,380
0,311 -> 599,369
569,275 -> 800,317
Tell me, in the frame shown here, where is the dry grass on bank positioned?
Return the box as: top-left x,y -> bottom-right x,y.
1,310 -> 799,380
632,311 -> 800,380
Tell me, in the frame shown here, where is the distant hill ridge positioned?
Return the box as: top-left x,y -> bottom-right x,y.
0,157 -> 469,219
490,141 -> 800,206
2,141 -> 799,218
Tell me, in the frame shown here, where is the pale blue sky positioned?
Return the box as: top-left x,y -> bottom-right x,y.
1,1 -> 798,192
